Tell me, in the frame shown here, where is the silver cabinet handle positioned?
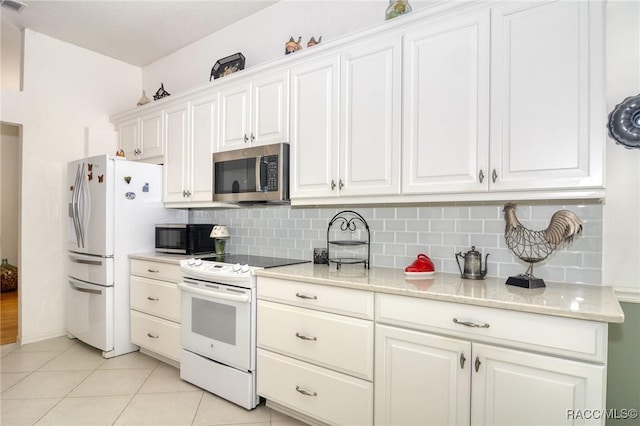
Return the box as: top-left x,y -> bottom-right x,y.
295,385 -> 317,397
147,296 -> 159,301
453,318 -> 490,328
492,169 -> 498,183
479,169 -> 485,183
295,332 -> 317,341
147,332 -> 159,339
295,292 -> 317,300
147,269 -> 159,273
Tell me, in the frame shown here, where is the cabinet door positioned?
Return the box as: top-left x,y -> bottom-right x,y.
190,92 -> 218,202
402,10 -> 490,195
489,0 -> 604,191
471,343 -> 605,426
375,325 -> 471,426
290,56 -> 340,199
252,70 -> 289,146
219,82 -> 250,151
139,110 -> 164,160
164,102 -> 189,203
340,35 -> 401,197
118,118 -> 139,159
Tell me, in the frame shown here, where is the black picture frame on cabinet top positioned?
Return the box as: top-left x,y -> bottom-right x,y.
210,52 -> 246,81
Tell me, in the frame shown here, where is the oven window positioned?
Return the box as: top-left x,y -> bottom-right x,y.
192,298 -> 236,345
214,158 -> 257,194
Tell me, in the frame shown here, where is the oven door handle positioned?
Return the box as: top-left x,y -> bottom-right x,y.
177,282 -> 251,303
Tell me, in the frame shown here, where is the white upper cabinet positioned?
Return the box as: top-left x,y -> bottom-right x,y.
118,108 -> 164,163
290,55 -> 341,199
164,91 -> 218,204
218,70 -> 289,152
291,34 -> 402,201
489,0 -> 604,191
340,35 -> 402,197
402,10 -> 490,194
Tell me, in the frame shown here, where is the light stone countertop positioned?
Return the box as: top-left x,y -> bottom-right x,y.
254,263 -> 625,324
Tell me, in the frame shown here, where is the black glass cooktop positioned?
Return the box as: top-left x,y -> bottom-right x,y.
200,254 -> 309,269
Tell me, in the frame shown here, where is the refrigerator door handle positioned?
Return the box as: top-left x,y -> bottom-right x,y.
72,163 -> 83,248
68,255 -> 103,266
76,161 -> 87,248
68,279 -> 103,295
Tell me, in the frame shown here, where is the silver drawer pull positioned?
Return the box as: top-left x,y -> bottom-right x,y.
147,332 -> 159,339
147,268 -> 159,273
295,332 -> 317,341
453,318 -> 490,328
147,296 -> 159,301
295,385 -> 317,397
295,292 -> 317,300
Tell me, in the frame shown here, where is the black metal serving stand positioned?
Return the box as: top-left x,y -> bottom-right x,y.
326,210 -> 370,269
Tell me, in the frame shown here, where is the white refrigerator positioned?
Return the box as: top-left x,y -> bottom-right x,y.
67,154 -> 186,358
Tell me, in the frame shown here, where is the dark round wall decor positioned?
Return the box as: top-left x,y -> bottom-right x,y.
608,94 -> 640,149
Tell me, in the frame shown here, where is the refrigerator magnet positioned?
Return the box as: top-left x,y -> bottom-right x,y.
124,176 -> 131,184
142,183 -> 149,192
98,175 -> 104,183
125,192 -> 136,200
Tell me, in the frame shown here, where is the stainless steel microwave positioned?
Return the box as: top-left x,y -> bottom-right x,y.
212,143 -> 289,203
155,224 -> 216,254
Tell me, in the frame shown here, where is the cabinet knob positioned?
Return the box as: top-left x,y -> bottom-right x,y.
475,356 -> 481,372
147,269 -> 159,273
147,332 -> 159,339
479,169 -> 485,183
146,296 -> 159,301
339,179 -> 344,190
243,134 -> 249,143
492,169 -> 498,183
460,353 -> 467,369
250,133 -> 255,142
330,180 -> 336,190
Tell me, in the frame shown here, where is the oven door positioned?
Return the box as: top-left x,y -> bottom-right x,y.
178,279 -> 254,371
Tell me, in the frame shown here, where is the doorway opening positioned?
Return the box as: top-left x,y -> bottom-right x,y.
1,122 -> 21,345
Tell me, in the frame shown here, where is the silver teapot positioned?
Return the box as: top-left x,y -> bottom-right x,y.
455,246 -> 489,280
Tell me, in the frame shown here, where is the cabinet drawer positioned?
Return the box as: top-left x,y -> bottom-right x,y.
258,301 -> 373,380
257,277 -> 374,320
376,293 -> 607,363
130,310 -> 181,362
257,349 -> 373,426
130,276 -> 181,322
130,259 -> 182,283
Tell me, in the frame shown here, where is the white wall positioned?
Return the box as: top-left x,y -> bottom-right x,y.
0,30 -> 142,343
602,0 -> 640,300
142,0 -> 432,95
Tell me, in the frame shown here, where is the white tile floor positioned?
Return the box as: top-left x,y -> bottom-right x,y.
1,337 -> 307,426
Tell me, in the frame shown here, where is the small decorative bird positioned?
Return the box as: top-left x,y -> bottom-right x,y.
503,202 -> 583,287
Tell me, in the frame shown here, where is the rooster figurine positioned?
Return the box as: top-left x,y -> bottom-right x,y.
503,202 -> 583,288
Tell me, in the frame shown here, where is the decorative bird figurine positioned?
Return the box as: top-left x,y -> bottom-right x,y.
503,202 -> 583,288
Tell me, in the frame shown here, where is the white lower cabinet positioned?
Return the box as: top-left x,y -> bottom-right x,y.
375,294 -> 607,426
256,277 -> 374,425
129,259 -> 182,364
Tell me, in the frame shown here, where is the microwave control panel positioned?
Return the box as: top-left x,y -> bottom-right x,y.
264,155 -> 279,192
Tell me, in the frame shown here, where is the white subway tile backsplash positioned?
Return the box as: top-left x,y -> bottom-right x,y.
194,201 -> 603,284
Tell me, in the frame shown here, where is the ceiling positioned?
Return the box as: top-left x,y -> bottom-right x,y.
0,0 -> 279,67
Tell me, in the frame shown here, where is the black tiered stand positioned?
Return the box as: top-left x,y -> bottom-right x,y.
326,210 -> 370,269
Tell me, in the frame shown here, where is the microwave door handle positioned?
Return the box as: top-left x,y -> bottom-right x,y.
258,156 -> 268,192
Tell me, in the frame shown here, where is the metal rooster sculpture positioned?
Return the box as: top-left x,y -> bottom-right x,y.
503,202 -> 583,288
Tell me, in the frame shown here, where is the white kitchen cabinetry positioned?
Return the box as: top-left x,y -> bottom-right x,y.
291,34 -> 402,201
402,10 -> 490,194
402,0 -> 604,195
117,109 -> 164,163
256,277 -> 375,426
218,70 -> 289,151
375,293 -> 607,426
164,92 -> 218,204
129,259 -> 182,365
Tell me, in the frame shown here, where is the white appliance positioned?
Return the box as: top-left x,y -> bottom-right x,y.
67,154 -> 186,358
179,255 -> 308,410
